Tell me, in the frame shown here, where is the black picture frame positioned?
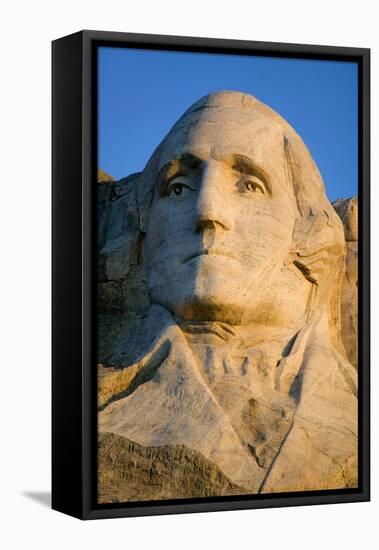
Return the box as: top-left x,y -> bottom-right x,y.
52,30 -> 370,520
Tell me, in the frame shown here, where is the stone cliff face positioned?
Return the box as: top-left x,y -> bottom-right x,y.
332,197 -> 358,369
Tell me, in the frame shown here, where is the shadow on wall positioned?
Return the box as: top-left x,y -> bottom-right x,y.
22,491 -> 51,508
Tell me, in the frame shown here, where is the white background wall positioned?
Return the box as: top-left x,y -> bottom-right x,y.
1,1 -> 376,548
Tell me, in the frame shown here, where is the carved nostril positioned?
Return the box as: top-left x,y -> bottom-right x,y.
195,218 -> 229,232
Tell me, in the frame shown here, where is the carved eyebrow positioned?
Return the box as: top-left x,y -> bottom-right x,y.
156,152 -> 272,195
229,154 -> 271,194
156,153 -> 203,195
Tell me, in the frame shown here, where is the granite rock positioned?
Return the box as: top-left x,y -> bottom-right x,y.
97,91 -> 358,501
333,197 -> 358,368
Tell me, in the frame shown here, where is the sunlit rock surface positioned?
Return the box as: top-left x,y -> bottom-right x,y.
333,197 -> 358,369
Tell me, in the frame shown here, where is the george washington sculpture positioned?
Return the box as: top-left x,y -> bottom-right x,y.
97,91 -> 357,502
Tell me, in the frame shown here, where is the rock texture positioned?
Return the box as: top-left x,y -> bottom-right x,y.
333,197 -> 358,369
97,91 -> 358,502
97,168 -> 115,183
98,432 -> 247,503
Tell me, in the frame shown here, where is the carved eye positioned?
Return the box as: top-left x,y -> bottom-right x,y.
245,178 -> 265,194
168,182 -> 185,196
166,178 -> 195,197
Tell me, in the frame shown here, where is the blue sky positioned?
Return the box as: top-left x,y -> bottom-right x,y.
98,47 -> 358,202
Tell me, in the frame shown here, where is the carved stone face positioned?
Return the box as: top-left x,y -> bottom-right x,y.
145,105 -> 312,326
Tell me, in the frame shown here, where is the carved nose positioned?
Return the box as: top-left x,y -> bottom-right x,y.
195,164 -> 232,232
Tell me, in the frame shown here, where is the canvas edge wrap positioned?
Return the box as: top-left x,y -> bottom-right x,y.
52,31 -> 85,518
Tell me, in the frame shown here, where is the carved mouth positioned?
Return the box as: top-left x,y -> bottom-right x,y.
183,248 -> 238,263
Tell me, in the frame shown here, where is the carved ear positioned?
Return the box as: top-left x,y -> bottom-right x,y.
283,133 -> 346,353
290,212 -> 344,286
284,134 -> 345,287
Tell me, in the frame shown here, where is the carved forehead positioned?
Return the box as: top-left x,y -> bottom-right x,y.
143,92 -> 297,175
155,104 -> 286,171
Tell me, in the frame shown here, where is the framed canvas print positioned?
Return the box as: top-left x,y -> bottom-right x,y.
52,30 -> 370,520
